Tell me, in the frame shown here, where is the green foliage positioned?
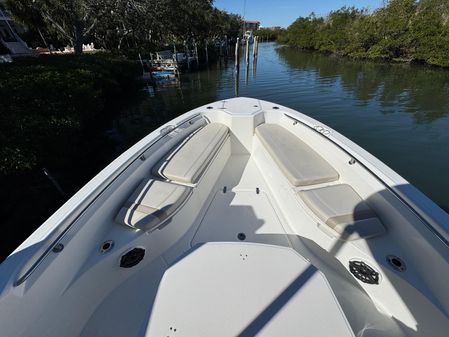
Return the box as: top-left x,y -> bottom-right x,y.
281,14 -> 324,50
317,7 -> 366,53
6,0 -> 105,53
254,28 -> 285,41
411,0 -> 449,67
281,0 -> 449,67
206,9 -> 242,41
0,53 -> 142,175
6,0 -> 241,52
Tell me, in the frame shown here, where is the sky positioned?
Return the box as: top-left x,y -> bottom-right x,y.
214,0 -> 385,28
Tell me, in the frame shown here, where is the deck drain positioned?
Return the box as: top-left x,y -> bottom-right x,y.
387,255 -> 406,272
349,260 -> 379,284
273,106 -> 279,110
100,240 -> 114,253
237,233 -> 246,241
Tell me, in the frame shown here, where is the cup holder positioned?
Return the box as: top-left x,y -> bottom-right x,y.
100,240 -> 114,254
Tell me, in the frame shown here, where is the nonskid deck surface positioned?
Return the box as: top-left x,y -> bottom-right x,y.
4,98 -> 449,337
192,154 -> 291,248
82,155 -> 297,336
80,154 -> 399,337
78,128 -> 406,336
144,243 -> 354,337
192,190 -> 290,247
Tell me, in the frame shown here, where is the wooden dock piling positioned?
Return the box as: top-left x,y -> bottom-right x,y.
252,36 -> 256,59
256,37 -> 259,57
194,41 -> 199,65
184,41 -> 190,71
234,68 -> 239,96
235,38 -> 240,72
245,38 -> 250,64
253,36 -> 259,59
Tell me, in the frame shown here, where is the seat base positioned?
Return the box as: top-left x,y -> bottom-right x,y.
299,184 -> 386,240
154,123 -> 229,184
256,123 -> 339,186
116,179 -> 190,231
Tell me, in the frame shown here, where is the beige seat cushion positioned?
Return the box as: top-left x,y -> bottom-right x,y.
255,124 -> 339,186
156,123 -> 229,184
116,179 -> 190,231
299,184 -> 385,240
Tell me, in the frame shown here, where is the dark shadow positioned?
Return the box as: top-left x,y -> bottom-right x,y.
3,178 -> 448,336
0,241 -> 44,293
361,185 -> 449,337
231,183 -> 449,337
236,265 -> 316,337
114,183 -> 449,337
80,255 -> 167,337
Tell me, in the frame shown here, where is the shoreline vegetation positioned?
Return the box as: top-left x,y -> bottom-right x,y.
2,0 -> 242,177
0,53 -> 144,260
6,0 -> 241,55
0,54 -> 142,176
1,0 -> 449,259
1,0 -> 242,260
275,0 -> 449,68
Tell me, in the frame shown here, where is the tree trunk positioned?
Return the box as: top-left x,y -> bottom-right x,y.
74,21 -> 84,54
37,28 -> 51,54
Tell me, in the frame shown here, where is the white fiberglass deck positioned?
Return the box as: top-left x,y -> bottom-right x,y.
80,154 -> 403,337
145,242 -> 354,337
2,98 -> 449,337
192,155 -> 290,247
192,190 -> 289,247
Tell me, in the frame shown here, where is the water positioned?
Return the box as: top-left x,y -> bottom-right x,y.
121,42 -> 449,213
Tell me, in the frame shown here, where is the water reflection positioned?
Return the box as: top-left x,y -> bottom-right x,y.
276,47 -> 449,124
233,46 -> 258,95
252,58 -> 257,80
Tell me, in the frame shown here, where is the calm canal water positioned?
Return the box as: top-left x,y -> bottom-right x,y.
120,42 -> 449,213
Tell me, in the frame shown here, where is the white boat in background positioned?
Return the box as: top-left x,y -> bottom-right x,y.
1,97 -> 449,337
242,30 -> 254,44
149,50 -> 179,71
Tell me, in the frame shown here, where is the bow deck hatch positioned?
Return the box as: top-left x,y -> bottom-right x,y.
144,242 -> 355,337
